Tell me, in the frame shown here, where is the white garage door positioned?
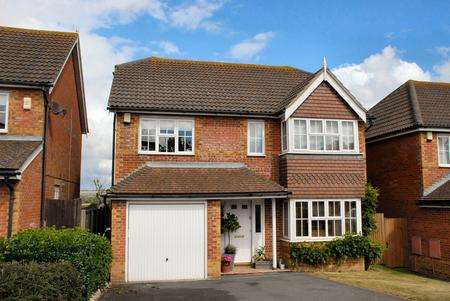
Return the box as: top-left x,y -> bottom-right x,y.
127,203 -> 206,282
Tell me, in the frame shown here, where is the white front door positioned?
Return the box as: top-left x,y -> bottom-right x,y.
222,201 -> 252,263
127,203 -> 206,282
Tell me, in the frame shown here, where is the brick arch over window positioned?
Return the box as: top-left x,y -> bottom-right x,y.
292,82 -> 359,120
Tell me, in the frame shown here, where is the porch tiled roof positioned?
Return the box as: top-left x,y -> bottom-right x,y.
0,140 -> 42,170
108,163 -> 288,196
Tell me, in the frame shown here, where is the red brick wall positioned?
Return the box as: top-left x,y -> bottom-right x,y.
114,114 -> 281,183
111,201 -> 126,283
420,132 -> 450,189
0,89 -> 45,137
0,186 -> 8,236
207,200 -> 221,278
45,53 -> 82,203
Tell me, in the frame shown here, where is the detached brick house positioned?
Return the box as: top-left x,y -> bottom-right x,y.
0,27 -> 88,237
367,80 -> 450,280
106,57 -> 367,283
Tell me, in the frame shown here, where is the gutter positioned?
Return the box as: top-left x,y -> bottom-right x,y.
105,191 -> 291,201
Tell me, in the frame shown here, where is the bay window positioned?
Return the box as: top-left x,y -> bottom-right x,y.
285,118 -> 358,153
139,117 -> 194,154
0,92 -> 8,132
438,135 -> 450,166
248,120 -> 265,156
282,199 -> 361,241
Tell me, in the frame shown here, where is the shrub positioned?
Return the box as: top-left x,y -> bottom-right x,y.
0,237 -> 8,262
362,183 -> 379,236
0,261 -> 83,301
224,244 -> 236,255
6,227 -> 112,298
290,242 -> 330,266
253,246 -> 267,262
290,235 -> 383,269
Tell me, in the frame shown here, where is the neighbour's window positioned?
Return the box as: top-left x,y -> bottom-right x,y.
248,120 -> 265,155
438,136 -> 450,166
0,93 -> 8,132
290,118 -> 357,152
281,121 -> 287,151
139,118 -> 194,154
54,185 -> 60,200
292,199 -> 360,240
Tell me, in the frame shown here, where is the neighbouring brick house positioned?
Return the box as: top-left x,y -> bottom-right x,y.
0,27 -> 88,238
106,57 -> 367,283
367,80 -> 450,280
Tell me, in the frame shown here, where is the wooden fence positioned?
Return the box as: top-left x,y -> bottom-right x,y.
80,203 -> 111,239
371,213 -> 409,267
44,198 -> 81,228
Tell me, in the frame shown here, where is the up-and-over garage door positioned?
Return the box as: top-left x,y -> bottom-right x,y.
127,203 -> 206,282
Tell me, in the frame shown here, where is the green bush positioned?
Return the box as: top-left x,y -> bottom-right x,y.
290,242 -> 330,266
6,228 -> 112,298
290,235 -> 383,269
362,183 -> 379,236
0,237 -> 8,262
0,261 -> 83,301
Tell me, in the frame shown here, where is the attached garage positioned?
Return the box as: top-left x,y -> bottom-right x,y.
127,203 -> 207,282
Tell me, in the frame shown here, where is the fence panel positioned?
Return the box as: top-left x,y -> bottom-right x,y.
44,198 -> 81,228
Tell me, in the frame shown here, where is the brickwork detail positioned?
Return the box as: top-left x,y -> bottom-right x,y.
207,200 -> 221,278
111,201 -> 126,283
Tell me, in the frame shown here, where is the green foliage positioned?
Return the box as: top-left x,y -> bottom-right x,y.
290,243 -> 329,266
221,213 -> 241,245
224,244 -> 236,255
0,237 -> 8,262
362,183 -> 379,236
253,246 -> 267,262
0,261 -> 83,301
290,235 -> 383,269
5,227 -> 112,298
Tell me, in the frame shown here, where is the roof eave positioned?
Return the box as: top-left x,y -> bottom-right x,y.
105,190 -> 291,200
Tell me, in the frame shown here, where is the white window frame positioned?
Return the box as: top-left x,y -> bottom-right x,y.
285,118 -> 359,154
0,92 -> 9,133
282,200 -> 290,238
437,135 -> 450,167
138,116 -> 195,155
54,185 -> 60,200
247,120 -> 265,156
281,120 -> 288,152
284,199 -> 362,242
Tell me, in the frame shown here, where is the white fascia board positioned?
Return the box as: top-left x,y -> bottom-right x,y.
18,143 -> 43,174
284,70 -> 367,122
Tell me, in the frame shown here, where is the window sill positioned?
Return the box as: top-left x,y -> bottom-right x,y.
282,236 -> 356,243
439,164 -> 450,168
138,151 -> 195,156
247,153 -> 266,157
280,151 -> 363,156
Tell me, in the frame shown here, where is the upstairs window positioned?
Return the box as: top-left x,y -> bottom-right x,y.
140,118 -> 194,154
438,135 -> 450,166
290,118 -> 358,153
0,92 -> 8,132
248,120 -> 265,156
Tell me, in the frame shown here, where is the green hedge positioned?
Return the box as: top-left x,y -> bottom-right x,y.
0,261 -> 83,300
4,228 -> 112,298
290,234 -> 383,268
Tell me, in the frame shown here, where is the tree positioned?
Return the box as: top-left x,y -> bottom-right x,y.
221,213 -> 241,246
362,182 -> 379,237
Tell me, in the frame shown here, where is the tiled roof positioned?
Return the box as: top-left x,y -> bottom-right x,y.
0,140 -> 42,170
0,26 -> 78,85
367,80 -> 450,140
422,180 -> 450,201
108,163 -> 288,196
108,57 -> 312,115
288,172 -> 365,186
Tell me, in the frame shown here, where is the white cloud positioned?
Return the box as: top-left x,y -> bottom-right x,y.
229,31 -> 275,62
156,41 -> 181,55
333,46 -> 432,108
169,0 -> 224,31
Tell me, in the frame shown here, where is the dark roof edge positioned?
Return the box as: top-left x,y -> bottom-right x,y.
407,81 -> 423,126
105,191 -> 291,200
417,199 -> 450,208
366,125 -> 450,143
0,80 -> 52,89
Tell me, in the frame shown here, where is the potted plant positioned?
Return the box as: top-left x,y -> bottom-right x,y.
221,212 -> 241,269
221,255 -> 233,273
252,246 -> 272,269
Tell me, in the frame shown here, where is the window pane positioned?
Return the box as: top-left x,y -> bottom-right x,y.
0,112 -> 5,129
325,136 -> 340,150
310,120 -> 323,133
281,121 -> 287,150
328,220 -> 342,236
160,120 -> 175,134
329,201 -> 341,217
438,137 -> 450,165
293,120 -> 307,150
326,121 -> 338,134
312,220 -> 325,237
302,220 -> 308,236
178,122 -> 193,152
342,121 -> 355,150
296,202 -> 307,218
140,120 -> 156,151
310,135 -> 324,150
255,205 -> 261,233
249,122 -> 264,154
296,219 -> 309,237
312,201 -> 324,217
159,136 -> 175,152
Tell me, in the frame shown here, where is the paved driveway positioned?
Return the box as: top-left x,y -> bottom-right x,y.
100,272 -> 402,301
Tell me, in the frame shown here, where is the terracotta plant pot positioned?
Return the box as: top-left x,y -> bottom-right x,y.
221,263 -> 233,273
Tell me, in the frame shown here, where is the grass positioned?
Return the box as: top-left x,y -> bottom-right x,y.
311,265 -> 450,301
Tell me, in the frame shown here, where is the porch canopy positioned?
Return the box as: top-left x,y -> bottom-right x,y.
106,162 -> 290,200
418,179 -> 450,208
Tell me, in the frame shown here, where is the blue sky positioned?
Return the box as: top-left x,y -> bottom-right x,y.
1,0 -> 450,189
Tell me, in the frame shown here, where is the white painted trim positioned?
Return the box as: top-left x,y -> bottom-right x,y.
271,198 -> 277,269
18,144 -> 43,174
49,40 -> 77,94
108,195 -> 288,201
287,198 -> 362,242
138,116 -> 195,155
110,109 -> 279,119
437,135 -> 450,168
125,200 -> 208,282
0,91 -> 10,133
286,118 -> 359,154
284,70 -> 366,122
247,120 -> 265,156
